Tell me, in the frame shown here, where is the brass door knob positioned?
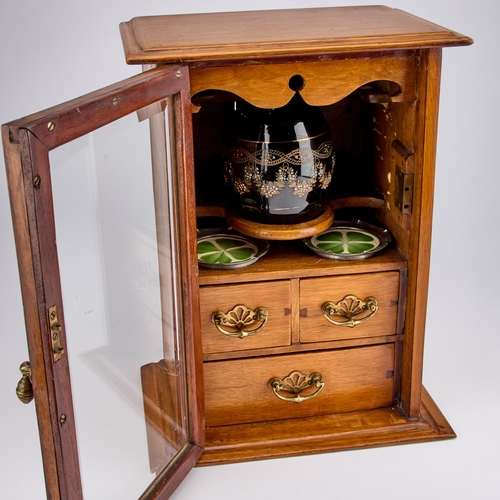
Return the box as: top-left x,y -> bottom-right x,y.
16,361 -> 34,404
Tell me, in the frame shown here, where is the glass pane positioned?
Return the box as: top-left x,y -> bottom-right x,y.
49,98 -> 188,499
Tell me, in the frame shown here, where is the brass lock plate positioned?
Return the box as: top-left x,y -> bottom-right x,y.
48,305 -> 65,362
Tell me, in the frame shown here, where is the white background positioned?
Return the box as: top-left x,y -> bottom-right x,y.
1,0 -> 498,498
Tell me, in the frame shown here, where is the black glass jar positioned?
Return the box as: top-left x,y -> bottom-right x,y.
223,96 -> 335,225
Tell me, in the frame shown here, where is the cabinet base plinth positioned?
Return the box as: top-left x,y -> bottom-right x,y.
197,387 -> 455,466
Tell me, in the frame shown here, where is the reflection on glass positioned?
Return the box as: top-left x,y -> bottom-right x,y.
50,99 -> 188,499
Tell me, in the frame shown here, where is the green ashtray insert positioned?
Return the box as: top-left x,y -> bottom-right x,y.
197,236 -> 258,264
313,229 -> 380,254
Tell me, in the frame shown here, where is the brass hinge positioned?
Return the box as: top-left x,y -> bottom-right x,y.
391,140 -> 414,230
395,167 -> 414,215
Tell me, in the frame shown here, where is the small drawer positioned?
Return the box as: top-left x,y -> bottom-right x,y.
199,281 -> 291,354
299,272 -> 400,343
204,344 -> 395,427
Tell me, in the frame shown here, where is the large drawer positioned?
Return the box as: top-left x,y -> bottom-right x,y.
199,280 -> 291,354
299,272 -> 400,343
204,343 -> 395,427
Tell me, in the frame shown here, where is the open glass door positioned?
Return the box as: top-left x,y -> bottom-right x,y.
3,65 -> 204,499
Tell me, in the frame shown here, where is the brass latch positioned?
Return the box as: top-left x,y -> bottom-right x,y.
49,305 -> 65,362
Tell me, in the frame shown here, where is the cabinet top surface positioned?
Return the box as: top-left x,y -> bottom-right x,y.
120,5 -> 472,64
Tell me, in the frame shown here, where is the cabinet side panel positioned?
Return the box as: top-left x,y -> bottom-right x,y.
400,48 -> 442,417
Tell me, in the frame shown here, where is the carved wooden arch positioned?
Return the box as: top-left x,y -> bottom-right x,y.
190,54 -> 418,109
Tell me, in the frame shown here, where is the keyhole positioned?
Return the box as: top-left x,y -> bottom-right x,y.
288,74 -> 305,92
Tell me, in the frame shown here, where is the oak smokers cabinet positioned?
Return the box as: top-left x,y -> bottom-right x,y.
3,6 -> 472,500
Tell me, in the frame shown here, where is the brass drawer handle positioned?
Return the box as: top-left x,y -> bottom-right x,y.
269,370 -> 324,404
211,304 -> 268,339
16,361 -> 34,404
322,294 -> 378,328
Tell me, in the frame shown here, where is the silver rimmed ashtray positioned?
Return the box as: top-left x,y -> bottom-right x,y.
303,220 -> 391,260
197,230 -> 270,269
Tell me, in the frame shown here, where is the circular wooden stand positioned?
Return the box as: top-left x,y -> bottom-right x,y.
227,205 -> 334,240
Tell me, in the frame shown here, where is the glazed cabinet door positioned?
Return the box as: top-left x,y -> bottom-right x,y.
2,65 -> 203,499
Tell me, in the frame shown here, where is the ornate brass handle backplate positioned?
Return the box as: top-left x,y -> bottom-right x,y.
211,304 -> 269,339
269,370 -> 324,403
322,294 -> 378,328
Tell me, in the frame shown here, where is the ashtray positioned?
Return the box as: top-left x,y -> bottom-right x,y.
197,230 -> 269,269
303,220 -> 390,260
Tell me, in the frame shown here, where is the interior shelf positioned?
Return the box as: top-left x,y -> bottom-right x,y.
198,242 -> 407,286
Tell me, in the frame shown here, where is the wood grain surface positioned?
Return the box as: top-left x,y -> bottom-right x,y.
203,344 -> 394,427
120,6 -> 472,64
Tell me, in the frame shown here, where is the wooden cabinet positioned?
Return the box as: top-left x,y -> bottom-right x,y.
2,6 -> 472,499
